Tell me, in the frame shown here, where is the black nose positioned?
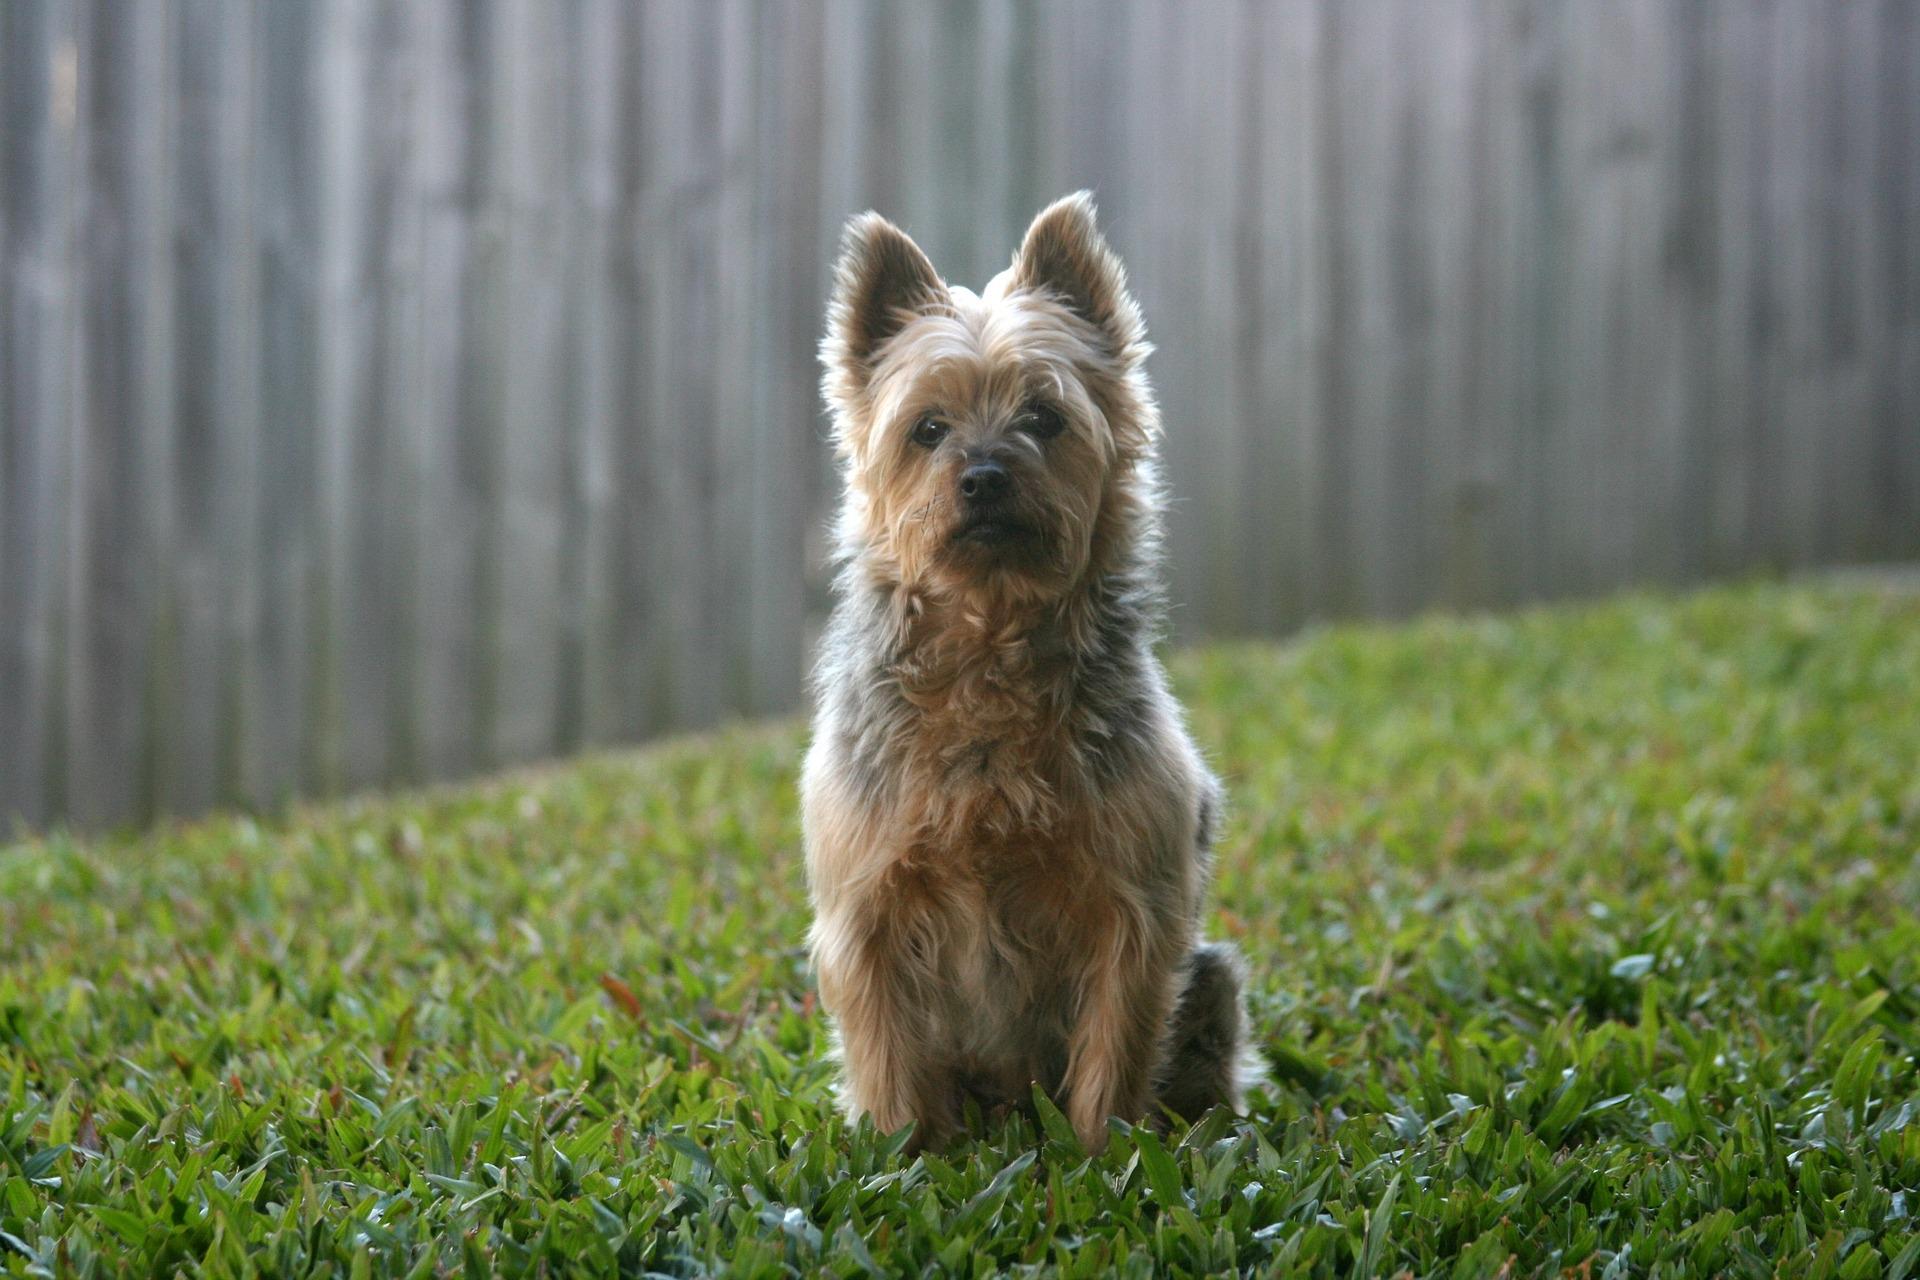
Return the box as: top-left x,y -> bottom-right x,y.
959,460 -> 1011,505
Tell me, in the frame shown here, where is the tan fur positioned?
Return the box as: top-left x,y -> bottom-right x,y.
803,194 -> 1259,1152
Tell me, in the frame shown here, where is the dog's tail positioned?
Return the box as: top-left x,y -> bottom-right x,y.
1154,942 -> 1264,1120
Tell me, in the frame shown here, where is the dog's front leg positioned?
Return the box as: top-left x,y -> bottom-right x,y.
813,907 -> 952,1150
1063,913 -> 1181,1152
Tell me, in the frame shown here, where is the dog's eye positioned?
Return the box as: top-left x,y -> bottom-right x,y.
910,416 -> 949,449
1016,404 -> 1065,440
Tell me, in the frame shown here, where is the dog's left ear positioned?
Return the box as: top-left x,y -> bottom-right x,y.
1012,192 -> 1146,358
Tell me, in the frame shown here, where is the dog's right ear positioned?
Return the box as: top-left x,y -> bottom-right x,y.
822,213 -> 946,406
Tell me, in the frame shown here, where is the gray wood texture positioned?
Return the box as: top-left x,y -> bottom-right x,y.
2,0 -> 1916,829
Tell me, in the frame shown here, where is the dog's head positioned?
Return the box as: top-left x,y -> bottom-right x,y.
821,194 -> 1157,607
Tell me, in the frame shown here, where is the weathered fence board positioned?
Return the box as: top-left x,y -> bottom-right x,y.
2,0 -> 80,828
1,0 -> 1916,830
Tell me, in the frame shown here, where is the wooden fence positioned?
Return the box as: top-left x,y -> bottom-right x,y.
3,0 -> 1916,829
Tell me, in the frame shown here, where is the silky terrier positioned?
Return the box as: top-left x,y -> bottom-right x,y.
802,194 -> 1259,1152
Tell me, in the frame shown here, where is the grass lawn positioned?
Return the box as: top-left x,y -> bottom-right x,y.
3,582 -> 1919,1278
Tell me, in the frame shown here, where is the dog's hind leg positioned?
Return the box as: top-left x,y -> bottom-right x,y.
1153,942 -> 1262,1121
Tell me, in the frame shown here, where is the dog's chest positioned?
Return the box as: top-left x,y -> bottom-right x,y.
886,638 -> 1082,841
915,826 -> 1103,1003
907,701 -> 1077,845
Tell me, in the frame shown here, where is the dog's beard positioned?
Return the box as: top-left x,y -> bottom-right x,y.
944,512 -> 1047,573
925,509 -> 1096,614
950,510 -> 1037,548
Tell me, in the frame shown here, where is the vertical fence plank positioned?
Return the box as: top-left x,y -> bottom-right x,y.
168,0 -> 229,814
210,0 -> 260,808
811,0 -> 871,649
1665,0 -> 1718,589
0,0 -> 20,822
1125,1 -> 1211,635
709,0 -> 760,719
1416,0 -> 1489,610
1750,1 -> 1812,569
818,0 -> 876,230
1741,0 -> 1786,571
1883,0 -> 1920,544
462,0 -> 509,768
926,2 -> 981,280
1874,4 -> 1907,558
557,0 -> 622,750
1322,0 -> 1421,617
1131,0 -> 1194,631
1188,0 -> 1253,632
309,0 -> 370,795
882,3 -> 939,258
1307,0 -> 1357,617
251,0 -> 321,811
1513,0 -> 1571,604
134,0 -> 178,822
1620,0 -> 1690,589
491,0 -> 568,763
606,0 -> 658,743
1774,6 -> 1828,571
414,0 -> 486,780
0,0 -> 80,828
1813,2 -> 1875,564
743,0 -> 825,718
1234,0 -> 1279,632
354,0 -> 427,785
1553,0 -> 1613,595
68,0 -> 171,825
1385,0 -> 1459,614
335,0 -> 411,792
1243,0 -> 1328,630
968,0 -> 1019,282
1458,0 -> 1517,609
1702,0 -> 1763,578
639,2 -> 721,732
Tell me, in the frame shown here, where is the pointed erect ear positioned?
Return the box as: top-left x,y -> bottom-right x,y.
1011,192 -> 1145,355
822,212 -> 946,397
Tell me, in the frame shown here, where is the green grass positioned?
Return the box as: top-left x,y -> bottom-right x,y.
4,582 -> 1919,1278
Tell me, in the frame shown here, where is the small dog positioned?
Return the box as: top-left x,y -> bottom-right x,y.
802,193 -> 1258,1152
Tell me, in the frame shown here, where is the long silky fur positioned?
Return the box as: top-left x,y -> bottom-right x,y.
802,193 -> 1261,1152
